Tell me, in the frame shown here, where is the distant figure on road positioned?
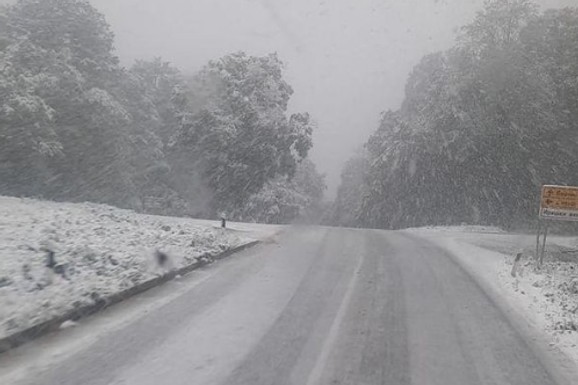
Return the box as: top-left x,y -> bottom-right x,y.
220,213 -> 227,228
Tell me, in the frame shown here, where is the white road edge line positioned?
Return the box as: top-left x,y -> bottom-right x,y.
305,251 -> 365,385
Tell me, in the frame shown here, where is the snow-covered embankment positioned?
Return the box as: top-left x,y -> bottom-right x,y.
0,196 -> 259,345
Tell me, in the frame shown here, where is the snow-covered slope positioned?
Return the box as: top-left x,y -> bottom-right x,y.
0,196 -> 267,340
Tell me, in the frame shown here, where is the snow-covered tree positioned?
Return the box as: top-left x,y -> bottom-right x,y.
129,58 -> 184,146
0,0 -> 159,207
234,159 -> 326,224
173,52 -> 314,214
0,2 -> 319,222
339,0 -> 578,230
331,150 -> 369,227
460,0 -> 537,53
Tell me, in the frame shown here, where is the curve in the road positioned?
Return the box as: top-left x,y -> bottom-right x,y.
2,227 -> 563,385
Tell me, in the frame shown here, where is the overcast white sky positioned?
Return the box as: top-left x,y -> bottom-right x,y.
5,0 -> 576,196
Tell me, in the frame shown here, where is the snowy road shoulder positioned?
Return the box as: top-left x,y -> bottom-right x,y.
0,196 -> 279,349
407,227 -> 578,380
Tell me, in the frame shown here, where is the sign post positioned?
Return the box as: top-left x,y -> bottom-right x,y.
537,185 -> 578,267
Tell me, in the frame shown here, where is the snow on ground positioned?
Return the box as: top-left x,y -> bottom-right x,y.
408,225 -> 506,234
182,218 -> 283,242
0,196 -> 277,341
408,226 -> 578,365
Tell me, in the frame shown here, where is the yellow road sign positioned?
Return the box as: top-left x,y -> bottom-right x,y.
540,185 -> 578,221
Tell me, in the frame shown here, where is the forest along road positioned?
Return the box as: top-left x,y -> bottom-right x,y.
0,227 -> 565,385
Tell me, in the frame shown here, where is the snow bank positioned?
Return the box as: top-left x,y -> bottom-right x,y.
410,227 -> 578,366
0,196 -> 255,340
406,224 -> 506,234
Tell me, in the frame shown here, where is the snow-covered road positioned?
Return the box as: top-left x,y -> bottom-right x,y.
0,227 -> 576,385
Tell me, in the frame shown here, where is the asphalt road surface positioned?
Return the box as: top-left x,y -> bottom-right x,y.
0,227 -> 564,384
